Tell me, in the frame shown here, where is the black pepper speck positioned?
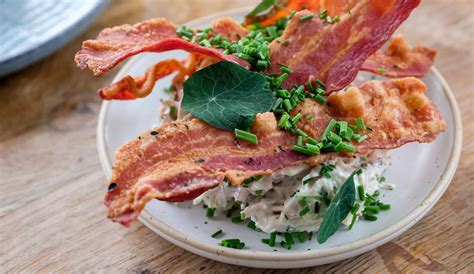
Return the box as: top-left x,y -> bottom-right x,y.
108,182 -> 117,192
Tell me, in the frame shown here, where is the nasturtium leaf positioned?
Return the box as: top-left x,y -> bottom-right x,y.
317,171 -> 357,244
182,61 -> 275,131
246,0 -> 277,17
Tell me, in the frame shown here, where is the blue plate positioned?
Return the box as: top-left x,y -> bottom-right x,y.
0,0 -> 108,77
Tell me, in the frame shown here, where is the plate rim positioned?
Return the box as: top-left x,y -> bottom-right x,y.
96,7 -> 463,263
0,0 -> 109,77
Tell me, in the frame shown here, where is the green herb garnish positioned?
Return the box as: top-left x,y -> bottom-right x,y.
211,229 -> 223,238
246,0 -> 277,17
317,171 -> 357,244
235,129 -> 258,144
220,239 -> 245,249
206,207 -> 216,218
182,61 -> 275,131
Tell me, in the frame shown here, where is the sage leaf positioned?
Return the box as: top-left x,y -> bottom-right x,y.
182,61 -> 275,131
317,171 -> 357,244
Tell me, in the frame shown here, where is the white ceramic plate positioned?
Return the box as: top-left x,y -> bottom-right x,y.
97,8 -> 462,268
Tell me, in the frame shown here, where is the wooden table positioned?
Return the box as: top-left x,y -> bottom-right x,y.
1,0 -> 472,272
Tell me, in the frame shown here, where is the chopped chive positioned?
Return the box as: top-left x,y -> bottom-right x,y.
313,94 -> 327,104
211,229 -> 223,238
231,216 -> 244,223
200,39 -> 212,48
378,176 -> 386,183
283,99 -> 293,111
379,203 -> 391,210
299,207 -> 310,216
298,197 -> 307,207
266,26 -> 278,38
269,232 -> 277,247
271,97 -> 283,111
328,132 -> 342,144
291,113 -> 302,124
348,204 -> 360,230
351,203 -> 360,215
294,232 -> 306,243
257,60 -> 269,67
344,143 -> 356,153
326,15 -> 333,24
247,220 -> 257,230
280,241 -> 292,249
355,118 -> 366,130
280,66 -> 293,74
255,189 -> 263,196
220,239 -> 245,249
308,79 -> 315,91
289,10 -> 297,19
365,205 -> 380,214
344,127 -> 354,141
357,185 -> 365,200
319,9 -> 327,20
221,239 -> 240,244
323,119 -> 337,138
284,233 -> 295,245
333,16 -> 340,23
282,39 -> 289,45
356,134 -> 368,143
306,143 -> 321,154
300,14 -> 314,21
363,214 -> 378,221
278,73 -> 289,82
297,136 -> 303,146
206,207 -> 216,218
291,113 -> 303,123
305,136 -> 318,145
316,87 -> 326,95
335,141 -> 346,152
277,89 -> 290,98
278,113 -> 290,128
234,129 -> 258,144
296,128 -> 308,137
293,145 -> 318,156
338,121 -> 348,136
315,79 -> 326,88
261,238 -> 270,244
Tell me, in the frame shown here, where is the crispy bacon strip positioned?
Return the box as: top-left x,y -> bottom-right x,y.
106,77 -> 445,226
268,0 -> 422,92
361,34 -> 436,78
90,18 -> 248,100
75,18 -> 249,77
98,59 -> 186,100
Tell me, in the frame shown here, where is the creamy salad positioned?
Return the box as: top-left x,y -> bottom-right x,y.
194,151 -> 393,233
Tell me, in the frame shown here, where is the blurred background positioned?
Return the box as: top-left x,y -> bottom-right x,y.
0,0 -> 472,272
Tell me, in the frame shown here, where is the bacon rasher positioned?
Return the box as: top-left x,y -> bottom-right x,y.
106,77 -> 445,226
77,18 -> 248,100
75,18 -> 249,77
361,34 -> 436,78
268,0 -> 422,92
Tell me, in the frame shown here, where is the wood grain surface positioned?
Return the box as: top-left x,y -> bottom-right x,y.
0,0 -> 472,272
